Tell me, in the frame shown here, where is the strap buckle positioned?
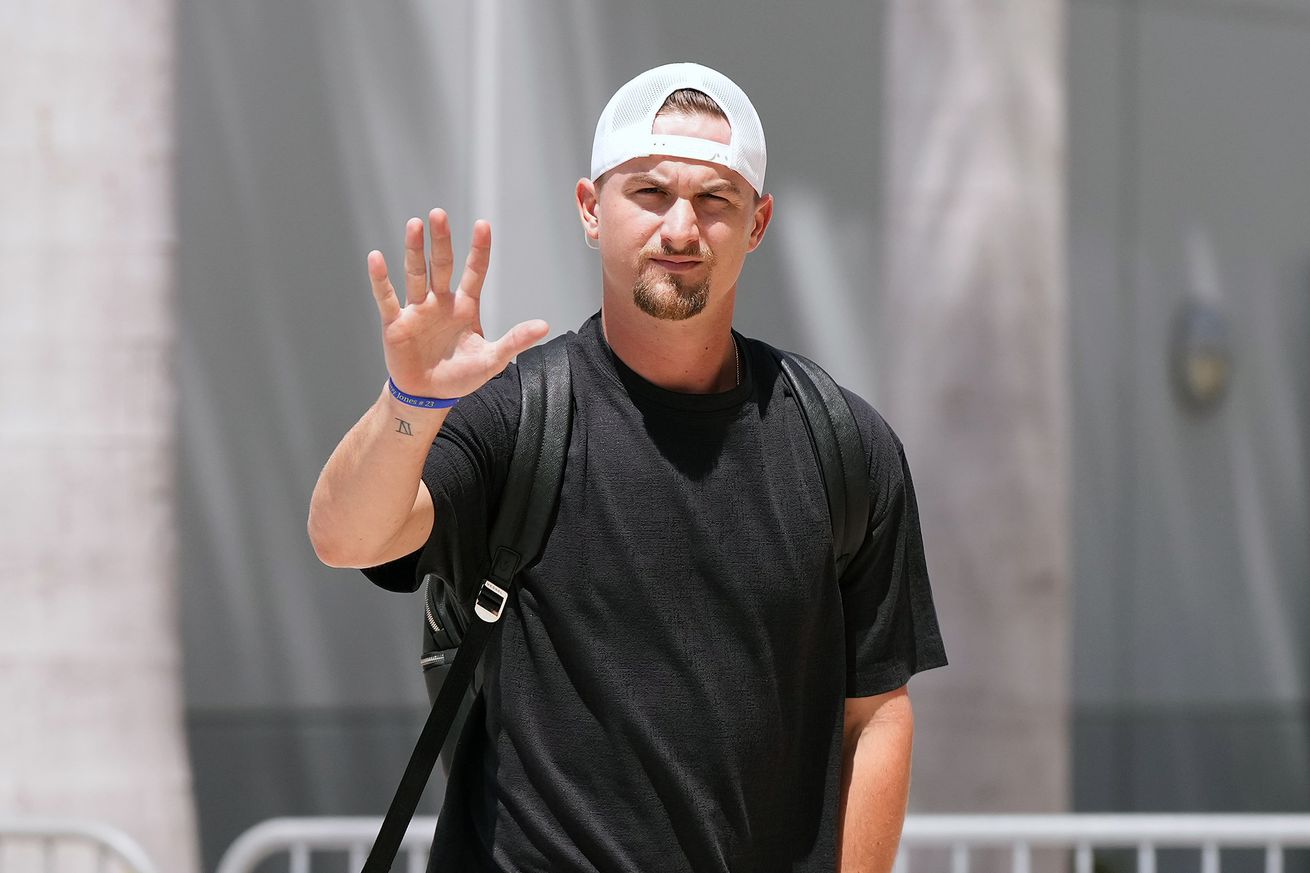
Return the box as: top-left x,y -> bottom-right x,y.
474,579 -> 509,623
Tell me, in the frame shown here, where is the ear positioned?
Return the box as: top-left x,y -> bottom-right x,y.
746,192 -> 774,253
576,177 -> 601,245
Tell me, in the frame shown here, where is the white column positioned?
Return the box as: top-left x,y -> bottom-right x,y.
0,2 -> 199,872
881,0 -> 1071,820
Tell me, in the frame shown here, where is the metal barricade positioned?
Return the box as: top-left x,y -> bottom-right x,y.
215,818 -> 436,873
215,814 -> 1310,873
0,818 -> 159,873
897,814 -> 1310,873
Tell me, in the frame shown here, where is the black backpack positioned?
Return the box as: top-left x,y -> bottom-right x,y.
362,332 -> 869,873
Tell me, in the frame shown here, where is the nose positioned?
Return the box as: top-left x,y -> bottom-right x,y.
660,197 -> 700,252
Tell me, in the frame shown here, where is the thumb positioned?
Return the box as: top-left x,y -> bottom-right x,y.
490,319 -> 551,366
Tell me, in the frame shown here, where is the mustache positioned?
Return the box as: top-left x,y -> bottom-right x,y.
641,242 -> 711,260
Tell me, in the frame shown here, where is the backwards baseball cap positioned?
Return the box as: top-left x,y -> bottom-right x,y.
590,62 -> 767,196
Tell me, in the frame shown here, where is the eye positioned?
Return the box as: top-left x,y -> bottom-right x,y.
635,187 -> 664,195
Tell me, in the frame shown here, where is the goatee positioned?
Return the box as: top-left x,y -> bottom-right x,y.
632,273 -> 710,321
631,248 -> 714,321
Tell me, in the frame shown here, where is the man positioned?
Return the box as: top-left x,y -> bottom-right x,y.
309,62 -> 946,873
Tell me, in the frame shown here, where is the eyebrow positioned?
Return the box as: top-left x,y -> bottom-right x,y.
627,173 -> 745,198
626,173 -> 670,189
700,180 -> 742,196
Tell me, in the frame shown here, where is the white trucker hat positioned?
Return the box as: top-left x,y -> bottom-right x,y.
590,62 -> 767,196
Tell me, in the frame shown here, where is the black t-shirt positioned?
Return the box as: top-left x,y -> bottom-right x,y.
365,312 -> 947,873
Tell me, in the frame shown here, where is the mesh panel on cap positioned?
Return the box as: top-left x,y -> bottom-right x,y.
590,63 -> 766,194
608,75 -> 670,132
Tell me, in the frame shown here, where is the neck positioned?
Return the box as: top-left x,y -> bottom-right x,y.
600,287 -> 739,394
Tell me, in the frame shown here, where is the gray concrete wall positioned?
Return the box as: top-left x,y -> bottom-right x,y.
1068,0 -> 1310,820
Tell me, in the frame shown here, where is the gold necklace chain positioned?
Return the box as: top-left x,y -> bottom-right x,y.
733,336 -> 740,387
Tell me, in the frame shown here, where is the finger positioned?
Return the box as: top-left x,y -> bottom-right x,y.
428,208 -> 454,295
402,217 -> 428,306
488,318 -> 550,366
456,220 -> 492,300
367,250 -> 402,325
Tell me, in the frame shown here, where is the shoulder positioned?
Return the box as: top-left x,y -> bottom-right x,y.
836,387 -> 904,472
419,360 -> 523,498
836,386 -> 915,528
743,335 -> 903,467
440,358 -> 522,444
444,329 -> 578,443
466,360 -> 522,419
428,330 -> 580,471
745,333 -> 910,508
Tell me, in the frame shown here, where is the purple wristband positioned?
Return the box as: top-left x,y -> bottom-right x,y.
388,377 -> 459,409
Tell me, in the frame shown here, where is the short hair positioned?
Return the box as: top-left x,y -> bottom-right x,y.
655,88 -> 729,122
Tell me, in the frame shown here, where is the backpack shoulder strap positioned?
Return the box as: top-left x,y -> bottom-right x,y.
758,342 -> 870,577
486,333 -> 574,585
365,336 -> 572,873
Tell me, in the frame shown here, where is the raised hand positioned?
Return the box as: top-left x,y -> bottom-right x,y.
368,209 -> 549,402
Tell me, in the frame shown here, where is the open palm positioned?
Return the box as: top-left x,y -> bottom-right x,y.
368,209 -> 548,401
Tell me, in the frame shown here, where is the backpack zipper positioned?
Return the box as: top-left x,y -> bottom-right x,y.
419,651 -> 448,670
424,578 -> 443,635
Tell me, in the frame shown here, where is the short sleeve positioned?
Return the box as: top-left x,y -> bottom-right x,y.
838,390 -> 948,697
359,365 -> 521,597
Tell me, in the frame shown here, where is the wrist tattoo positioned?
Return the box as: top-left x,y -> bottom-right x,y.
395,418 -> 414,436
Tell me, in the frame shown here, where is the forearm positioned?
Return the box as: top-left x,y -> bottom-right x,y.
837,701 -> 914,873
307,383 -> 449,567
311,207 -> 546,567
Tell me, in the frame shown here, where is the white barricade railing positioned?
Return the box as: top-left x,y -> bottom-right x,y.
215,817 -> 437,873
898,814 -> 1310,873
215,814 -> 1310,873
0,818 -> 160,873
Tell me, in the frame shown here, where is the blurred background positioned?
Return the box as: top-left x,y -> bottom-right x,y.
4,0 -> 1309,871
